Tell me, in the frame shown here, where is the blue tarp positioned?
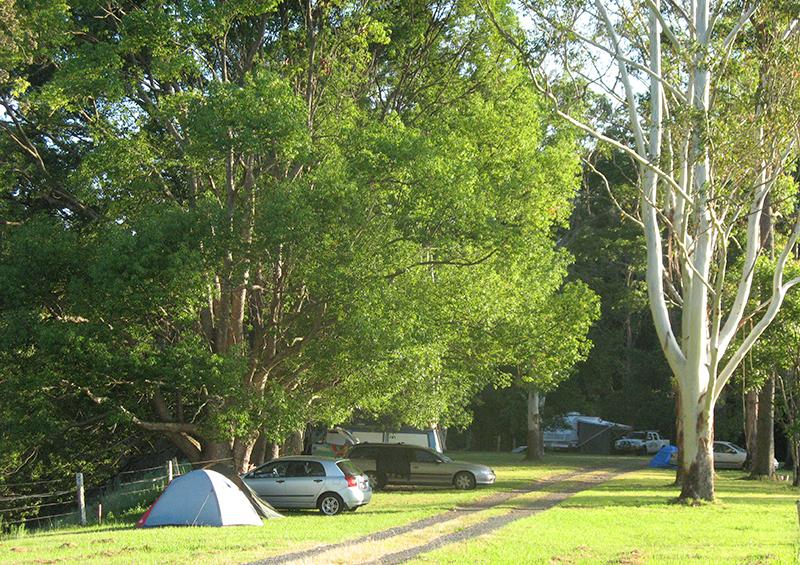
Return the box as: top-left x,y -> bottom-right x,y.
649,445 -> 678,468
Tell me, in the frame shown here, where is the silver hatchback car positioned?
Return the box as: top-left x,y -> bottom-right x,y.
242,456 -> 372,515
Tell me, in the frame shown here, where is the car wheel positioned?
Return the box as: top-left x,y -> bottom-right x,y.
318,493 -> 345,516
453,471 -> 476,490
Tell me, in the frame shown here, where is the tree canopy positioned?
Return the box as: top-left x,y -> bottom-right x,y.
0,0 -> 588,477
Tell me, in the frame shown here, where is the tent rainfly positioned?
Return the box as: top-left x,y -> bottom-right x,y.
649,445 -> 678,469
137,469 -> 267,527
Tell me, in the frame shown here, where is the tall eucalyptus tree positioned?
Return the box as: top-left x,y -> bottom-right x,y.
486,0 -> 800,499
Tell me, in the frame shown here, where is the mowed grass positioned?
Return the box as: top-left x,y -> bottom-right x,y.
0,452 -> 605,565
409,467 -> 800,565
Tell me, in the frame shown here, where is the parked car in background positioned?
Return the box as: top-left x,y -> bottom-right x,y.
242,456 -> 371,515
614,431 -> 670,455
668,441 -> 779,470
347,443 -> 495,490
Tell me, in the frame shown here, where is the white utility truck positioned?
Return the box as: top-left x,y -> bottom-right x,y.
614,431 -> 670,454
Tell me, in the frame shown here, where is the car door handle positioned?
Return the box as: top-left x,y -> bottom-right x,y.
313,479 -> 323,483
276,479 -> 285,483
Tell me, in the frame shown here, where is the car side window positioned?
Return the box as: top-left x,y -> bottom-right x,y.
414,449 -> 440,463
285,461 -> 327,477
251,461 -> 289,478
286,461 -> 306,477
304,461 -> 326,477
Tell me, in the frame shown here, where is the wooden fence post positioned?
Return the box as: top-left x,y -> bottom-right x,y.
166,460 -> 173,482
75,472 -> 86,526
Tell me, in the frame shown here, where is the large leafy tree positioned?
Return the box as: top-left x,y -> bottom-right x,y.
0,0 -> 580,474
493,268 -> 599,460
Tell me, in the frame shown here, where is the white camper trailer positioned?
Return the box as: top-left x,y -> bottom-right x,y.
311,426 -> 445,455
543,412 -> 632,452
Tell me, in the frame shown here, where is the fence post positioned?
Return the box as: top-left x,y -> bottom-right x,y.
166,460 -> 173,482
76,472 -> 86,526
97,503 -> 102,526
171,457 -> 180,476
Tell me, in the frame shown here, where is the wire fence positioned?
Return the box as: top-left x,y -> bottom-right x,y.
0,477 -> 73,489
0,456 -> 236,534
117,464 -> 170,476
2,500 -> 76,514
190,457 -> 234,466
2,511 -> 78,527
0,459 -> 188,534
115,475 -> 168,487
0,490 -> 73,502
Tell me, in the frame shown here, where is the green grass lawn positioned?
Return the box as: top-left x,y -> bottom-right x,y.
0,452 -> 597,565
3,453 -> 795,565
409,467 -> 800,565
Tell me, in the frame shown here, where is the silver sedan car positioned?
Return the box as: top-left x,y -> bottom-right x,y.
668,441 -> 779,470
242,456 -> 372,515
347,443 -> 496,490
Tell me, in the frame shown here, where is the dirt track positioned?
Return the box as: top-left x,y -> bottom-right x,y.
248,460 -> 643,565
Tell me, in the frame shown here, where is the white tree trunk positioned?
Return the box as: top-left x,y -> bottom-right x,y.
525,388 -> 543,460
677,367 -> 715,499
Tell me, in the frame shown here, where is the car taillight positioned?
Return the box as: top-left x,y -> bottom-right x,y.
345,475 -> 358,487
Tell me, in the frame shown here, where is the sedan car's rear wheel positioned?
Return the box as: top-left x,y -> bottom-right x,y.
453,471 -> 476,490
318,493 -> 345,516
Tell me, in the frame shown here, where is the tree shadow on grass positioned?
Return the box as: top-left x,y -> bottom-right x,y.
552,495 -> 670,509
550,491 -> 797,509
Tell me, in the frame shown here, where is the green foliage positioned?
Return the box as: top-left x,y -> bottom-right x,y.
0,0 -> 591,480
544,146 -> 675,434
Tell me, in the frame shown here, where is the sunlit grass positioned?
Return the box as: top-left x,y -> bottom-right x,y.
409,467 -> 800,565
0,451 -> 601,564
